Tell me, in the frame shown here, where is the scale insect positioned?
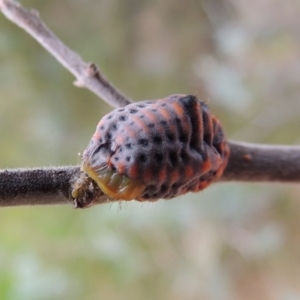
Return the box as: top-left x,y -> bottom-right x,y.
78,94 -> 230,202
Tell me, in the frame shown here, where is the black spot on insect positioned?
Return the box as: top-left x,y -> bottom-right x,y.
118,108 -> 125,112
171,182 -> 181,194
172,182 -> 182,189
126,156 -> 131,162
160,120 -> 167,126
169,151 -> 178,165
119,115 -> 127,121
154,152 -> 163,162
107,115 -> 113,120
130,109 -> 138,114
139,114 -> 145,119
99,138 -> 103,143
138,138 -> 149,146
179,133 -> 188,143
161,183 -> 168,193
153,135 -> 162,144
167,133 -> 175,142
100,125 -> 104,130
151,109 -> 157,112
111,123 -> 117,130
151,192 -> 159,198
137,104 -> 146,108
114,156 -> 119,161
146,184 -> 157,193
105,132 -> 112,139
125,143 -> 131,149
148,123 -> 155,128
180,150 -> 189,162
161,103 -> 167,107
138,154 -> 147,163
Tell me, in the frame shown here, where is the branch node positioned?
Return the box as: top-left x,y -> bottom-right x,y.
71,170 -> 112,208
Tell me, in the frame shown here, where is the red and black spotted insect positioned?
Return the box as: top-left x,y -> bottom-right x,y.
81,94 -> 230,201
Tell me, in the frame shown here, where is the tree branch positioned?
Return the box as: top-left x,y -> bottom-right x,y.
0,167 -> 78,207
0,166 -> 111,207
0,0 -> 131,108
0,0 -> 299,208
0,142 -> 299,207
221,142 -> 300,182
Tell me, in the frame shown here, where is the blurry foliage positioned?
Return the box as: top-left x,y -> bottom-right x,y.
0,0 -> 300,299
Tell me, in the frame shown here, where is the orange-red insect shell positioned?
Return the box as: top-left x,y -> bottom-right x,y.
82,94 -> 230,201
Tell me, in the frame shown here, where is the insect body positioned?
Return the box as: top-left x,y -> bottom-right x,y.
82,94 -> 230,201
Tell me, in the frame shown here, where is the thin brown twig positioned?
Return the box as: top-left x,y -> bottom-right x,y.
0,0 -> 299,208
0,0 -> 131,108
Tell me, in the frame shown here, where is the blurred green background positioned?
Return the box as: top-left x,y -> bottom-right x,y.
1,0 -> 300,299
